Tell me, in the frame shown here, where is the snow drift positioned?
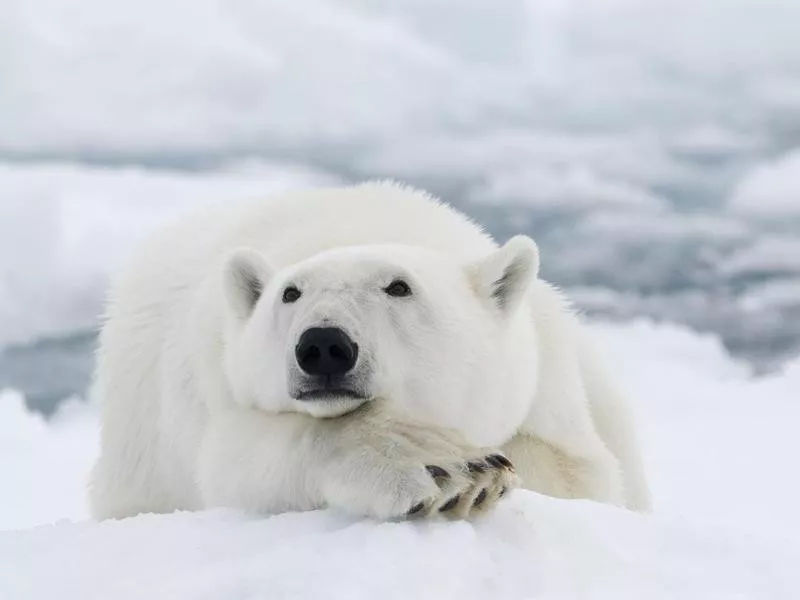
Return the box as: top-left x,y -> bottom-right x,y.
4,493 -> 799,600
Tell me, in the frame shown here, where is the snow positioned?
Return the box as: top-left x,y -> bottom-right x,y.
2,321 -> 800,598
0,391 -> 97,531
5,495 -> 800,600
729,149 -> 800,217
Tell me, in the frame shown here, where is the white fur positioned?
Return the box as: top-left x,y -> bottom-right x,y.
89,182 -> 651,521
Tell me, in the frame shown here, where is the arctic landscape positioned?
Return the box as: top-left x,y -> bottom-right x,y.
2,0 -> 800,598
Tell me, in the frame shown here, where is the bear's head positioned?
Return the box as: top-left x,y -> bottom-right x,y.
220,237 -> 539,445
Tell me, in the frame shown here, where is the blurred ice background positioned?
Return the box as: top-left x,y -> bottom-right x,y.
2,0 -> 800,413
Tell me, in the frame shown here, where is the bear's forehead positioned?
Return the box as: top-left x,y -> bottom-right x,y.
289,257 -> 407,288
285,245 -> 448,283
273,245 -> 473,297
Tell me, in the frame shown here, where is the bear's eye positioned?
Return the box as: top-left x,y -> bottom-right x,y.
282,286 -> 302,304
384,279 -> 412,298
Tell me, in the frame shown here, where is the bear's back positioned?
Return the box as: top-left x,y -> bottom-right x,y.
116,182 -> 496,297
229,181 -> 497,267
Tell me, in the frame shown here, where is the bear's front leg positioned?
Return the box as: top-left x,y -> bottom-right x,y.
197,403 -> 518,520
317,403 -> 519,520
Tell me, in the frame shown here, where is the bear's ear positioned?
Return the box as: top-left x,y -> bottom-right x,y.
471,235 -> 539,316
222,248 -> 273,321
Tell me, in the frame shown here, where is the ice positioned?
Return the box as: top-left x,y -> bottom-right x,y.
721,236 -> 800,277
729,149 -> 800,217
3,0 -> 800,210
1,322 -> 799,598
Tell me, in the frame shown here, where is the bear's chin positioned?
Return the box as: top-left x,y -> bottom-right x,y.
292,395 -> 371,419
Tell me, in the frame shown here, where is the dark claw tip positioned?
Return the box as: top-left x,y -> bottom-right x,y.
487,454 -> 514,471
485,455 -> 502,469
473,488 -> 488,507
467,461 -> 486,474
495,454 -> 514,469
499,486 -> 508,497
407,502 -> 425,516
425,465 -> 450,480
439,495 -> 460,512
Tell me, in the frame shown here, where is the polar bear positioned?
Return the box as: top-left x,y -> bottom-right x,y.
89,181 -> 651,521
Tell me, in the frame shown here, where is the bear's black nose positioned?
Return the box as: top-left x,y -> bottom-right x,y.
295,327 -> 359,377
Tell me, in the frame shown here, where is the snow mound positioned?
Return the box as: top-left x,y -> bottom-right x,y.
4,493 -> 799,600
0,390 -> 97,530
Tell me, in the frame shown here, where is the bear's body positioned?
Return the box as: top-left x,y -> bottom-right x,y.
89,182 -> 650,520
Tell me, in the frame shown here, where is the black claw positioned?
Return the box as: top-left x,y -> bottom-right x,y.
407,502 -> 425,516
473,488 -> 488,507
495,454 -> 514,469
485,455 -> 502,469
439,495 -> 460,512
467,461 -> 486,474
499,486 -> 508,497
426,465 -> 450,480
486,454 -> 514,471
